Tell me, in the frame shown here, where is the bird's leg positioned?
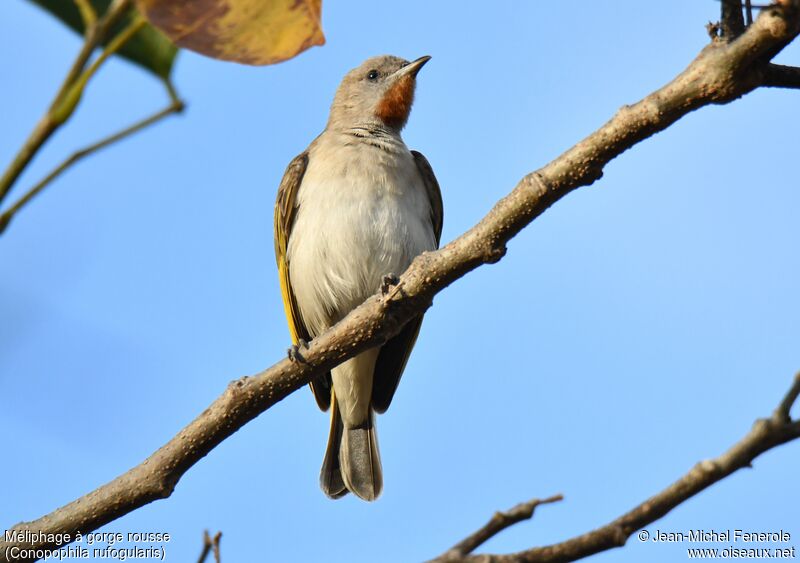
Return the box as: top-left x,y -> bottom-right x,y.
287,338 -> 310,363
380,273 -> 400,295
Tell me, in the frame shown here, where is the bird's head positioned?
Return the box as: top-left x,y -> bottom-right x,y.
328,55 -> 431,133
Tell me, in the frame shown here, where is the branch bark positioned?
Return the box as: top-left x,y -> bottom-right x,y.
721,0 -> 746,38
429,373 -> 800,562
762,62 -> 800,87
3,3 -> 800,562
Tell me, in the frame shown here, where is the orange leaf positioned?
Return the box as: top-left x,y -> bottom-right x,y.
136,0 -> 324,65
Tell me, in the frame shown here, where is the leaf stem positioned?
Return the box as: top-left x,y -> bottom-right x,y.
52,14 -> 148,124
0,0 -> 134,206
73,0 -> 97,31
0,82 -> 184,234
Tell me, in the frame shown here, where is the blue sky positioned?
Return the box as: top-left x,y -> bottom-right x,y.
2,1 -> 799,562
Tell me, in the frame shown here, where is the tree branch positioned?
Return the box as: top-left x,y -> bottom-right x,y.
432,496 -> 564,562
429,373 -> 800,563
721,0 -> 746,39
196,531 -> 222,563
762,62 -> 800,87
3,3 -> 800,562
0,82 -> 185,235
774,371 -> 800,421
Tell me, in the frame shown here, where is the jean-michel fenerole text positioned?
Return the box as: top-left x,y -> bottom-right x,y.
651,529 -> 791,543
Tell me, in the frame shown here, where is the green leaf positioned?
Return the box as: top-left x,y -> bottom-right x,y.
27,0 -> 178,79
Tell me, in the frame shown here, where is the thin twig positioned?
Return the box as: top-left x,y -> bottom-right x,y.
746,0 -> 754,25
196,531 -> 212,563
196,531 -> 221,563
55,0 -> 133,106
50,0 -> 133,113
2,4 -> 800,562
434,496 -> 564,561
73,0 -> 97,30
50,13 -> 147,127
0,85 -> 184,234
433,374 -> 800,562
211,532 -> 222,563
774,372 -> 800,422
84,15 -> 146,84
0,0 -> 133,206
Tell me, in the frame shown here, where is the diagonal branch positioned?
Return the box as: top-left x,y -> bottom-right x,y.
3,3 -> 800,562
432,496 -> 564,562
774,371 -> 800,422
431,373 -> 800,563
212,534 -> 222,563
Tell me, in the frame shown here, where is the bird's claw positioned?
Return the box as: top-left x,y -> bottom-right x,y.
287,338 -> 309,363
381,273 -> 400,295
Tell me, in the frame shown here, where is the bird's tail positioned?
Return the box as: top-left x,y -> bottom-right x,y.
320,390 -> 347,499
339,409 -> 382,501
320,396 -> 383,501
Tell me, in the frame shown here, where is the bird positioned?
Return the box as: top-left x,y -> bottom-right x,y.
274,55 -> 443,501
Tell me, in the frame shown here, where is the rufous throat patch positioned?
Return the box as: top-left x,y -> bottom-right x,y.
376,75 -> 415,129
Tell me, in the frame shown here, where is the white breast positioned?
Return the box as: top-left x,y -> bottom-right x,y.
287,132 -> 436,337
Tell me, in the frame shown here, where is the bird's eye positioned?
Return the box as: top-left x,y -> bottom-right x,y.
367,70 -> 379,81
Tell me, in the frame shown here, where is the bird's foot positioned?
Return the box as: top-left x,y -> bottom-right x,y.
287,338 -> 309,363
381,274 -> 406,304
380,273 -> 400,296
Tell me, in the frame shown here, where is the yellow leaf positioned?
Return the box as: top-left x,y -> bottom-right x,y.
136,0 -> 324,65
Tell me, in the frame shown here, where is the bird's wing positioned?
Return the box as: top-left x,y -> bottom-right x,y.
371,150 -> 444,414
274,151 -> 332,411
411,150 -> 444,245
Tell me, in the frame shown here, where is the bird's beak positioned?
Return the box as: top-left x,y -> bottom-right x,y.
394,55 -> 431,79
